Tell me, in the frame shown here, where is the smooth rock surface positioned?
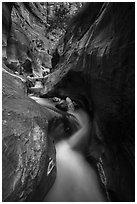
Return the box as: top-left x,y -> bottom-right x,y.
2,70 -> 56,201
2,68 -> 79,201
42,3 -> 135,201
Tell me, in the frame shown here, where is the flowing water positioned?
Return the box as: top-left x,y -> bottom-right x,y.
30,96 -> 107,202
45,140 -> 107,202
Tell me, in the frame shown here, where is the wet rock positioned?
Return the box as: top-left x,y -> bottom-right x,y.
2,68 -> 80,201
2,70 -> 56,201
55,100 -> 68,112
42,3 -> 135,201
48,114 -> 79,144
29,81 -> 43,95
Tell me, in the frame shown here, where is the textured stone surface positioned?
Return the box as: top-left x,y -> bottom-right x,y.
2,3 -> 13,46
2,2 -> 52,73
6,22 -> 30,62
2,70 -> 56,201
2,69 -> 79,201
2,2 -> 135,202
42,3 -> 135,201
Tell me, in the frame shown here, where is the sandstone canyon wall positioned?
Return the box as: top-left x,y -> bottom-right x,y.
42,3 -> 135,201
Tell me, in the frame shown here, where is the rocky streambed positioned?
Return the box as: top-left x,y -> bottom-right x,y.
2,2 -> 135,202
2,71 -> 79,201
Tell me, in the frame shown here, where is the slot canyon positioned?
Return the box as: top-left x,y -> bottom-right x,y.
2,2 -> 135,202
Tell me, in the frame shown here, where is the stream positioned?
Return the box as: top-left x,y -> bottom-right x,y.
30,96 -> 107,202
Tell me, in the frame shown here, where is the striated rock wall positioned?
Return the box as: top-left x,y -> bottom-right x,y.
42,3 -> 135,201
2,2 -> 52,73
2,3 -> 83,74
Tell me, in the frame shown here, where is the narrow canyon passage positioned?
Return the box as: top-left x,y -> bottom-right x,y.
31,97 -> 107,202
2,2 -> 135,202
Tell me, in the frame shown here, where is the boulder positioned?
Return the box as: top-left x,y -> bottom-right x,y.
2,68 -> 79,201
2,70 -> 56,201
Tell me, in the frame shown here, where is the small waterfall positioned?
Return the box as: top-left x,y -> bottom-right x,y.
30,96 -> 107,202
44,110 -> 107,202
44,139 -> 107,202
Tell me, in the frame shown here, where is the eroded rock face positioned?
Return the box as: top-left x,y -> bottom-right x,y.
42,3 -> 135,201
2,2 -> 52,74
6,22 -> 30,62
2,71 -> 56,201
2,68 -> 80,201
2,3 -> 13,47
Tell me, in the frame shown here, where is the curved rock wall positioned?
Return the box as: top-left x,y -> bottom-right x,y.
2,70 -> 56,201
2,2 -> 52,73
43,3 -> 135,201
2,3 -> 13,46
2,70 -> 79,201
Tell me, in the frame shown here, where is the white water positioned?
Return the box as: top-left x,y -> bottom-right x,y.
30,97 -> 107,202
29,96 -> 55,108
44,110 -> 107,202
45,141 -> 106,202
